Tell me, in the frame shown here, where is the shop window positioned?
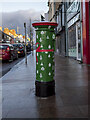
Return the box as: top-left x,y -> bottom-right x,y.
68,24 -> 76,49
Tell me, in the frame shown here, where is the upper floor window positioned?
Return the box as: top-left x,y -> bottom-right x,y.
66,0 -> 74,9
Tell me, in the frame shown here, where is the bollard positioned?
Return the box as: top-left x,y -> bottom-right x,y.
32,22 -> 58,97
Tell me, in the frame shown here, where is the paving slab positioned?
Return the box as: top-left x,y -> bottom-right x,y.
1,51 -> 88,118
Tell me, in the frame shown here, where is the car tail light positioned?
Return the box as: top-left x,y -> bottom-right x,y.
6,47 -> 10,52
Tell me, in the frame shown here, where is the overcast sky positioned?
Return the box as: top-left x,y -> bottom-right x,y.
1,2 -> 48,13
0,1 -> 49,35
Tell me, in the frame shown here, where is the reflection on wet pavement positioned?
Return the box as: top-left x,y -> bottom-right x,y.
2,51 -> 88,118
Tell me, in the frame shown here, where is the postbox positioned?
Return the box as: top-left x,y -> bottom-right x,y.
32,22 -> 58,97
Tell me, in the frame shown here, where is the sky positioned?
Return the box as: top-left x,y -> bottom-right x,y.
1,1 -> 49,13
0,1 -> 49,36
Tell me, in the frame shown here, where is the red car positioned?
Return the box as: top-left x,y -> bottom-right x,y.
0,43 -> 18,62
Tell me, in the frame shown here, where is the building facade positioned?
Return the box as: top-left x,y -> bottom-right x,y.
81,1 -> 90,64
0,27 -> 27,44
48,0 -> 60,22
66,0 -> 81,61
47,0 -> 90,64
0,30 -> 14,44
55,2 -> 66,56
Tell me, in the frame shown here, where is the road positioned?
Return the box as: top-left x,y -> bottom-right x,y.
0,53 -> 31,78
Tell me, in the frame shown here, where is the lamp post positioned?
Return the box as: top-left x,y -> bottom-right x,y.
29,19 -> 33,55
24,22 -> 27,65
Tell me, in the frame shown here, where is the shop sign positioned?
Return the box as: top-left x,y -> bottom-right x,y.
67,0 -> 80,22
67,13 -> 80,28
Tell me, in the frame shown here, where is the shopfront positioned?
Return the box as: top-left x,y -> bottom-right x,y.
82,1 -> 90,64
66,0 -> 82,61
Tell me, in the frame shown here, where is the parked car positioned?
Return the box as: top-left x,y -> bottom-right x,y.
23,43 -> 31,53
0,43 -> 18,62
26,43 -> 31,52
12,43 -> 25,57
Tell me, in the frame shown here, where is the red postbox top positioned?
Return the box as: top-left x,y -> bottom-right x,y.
32,21 -> 58,27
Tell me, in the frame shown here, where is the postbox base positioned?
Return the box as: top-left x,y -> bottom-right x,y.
35,80 -> 55,97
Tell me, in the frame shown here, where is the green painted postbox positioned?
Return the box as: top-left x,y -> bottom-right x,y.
32,22 -> 58,97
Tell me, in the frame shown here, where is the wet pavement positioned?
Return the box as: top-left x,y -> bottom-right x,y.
0,53 -> 31,78
1,51 -> 88,118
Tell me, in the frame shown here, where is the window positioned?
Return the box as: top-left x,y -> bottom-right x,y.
66,0 -> 73,9
68,24 -> 76,48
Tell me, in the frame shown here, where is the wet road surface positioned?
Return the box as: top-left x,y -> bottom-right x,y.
0,53 -> 31,77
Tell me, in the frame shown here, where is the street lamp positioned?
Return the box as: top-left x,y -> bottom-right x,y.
29,19 -> 34,55
24,22 -> 27,65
